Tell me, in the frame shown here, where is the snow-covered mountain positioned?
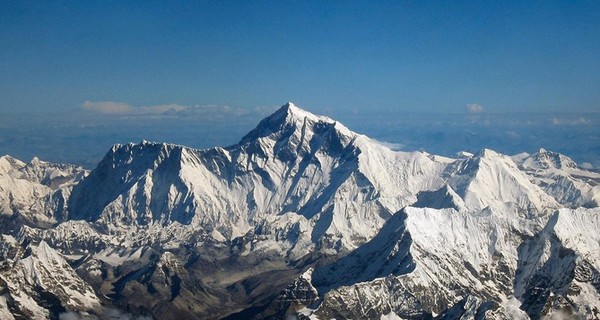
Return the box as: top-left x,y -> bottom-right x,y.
65,103 -> 450,255
513,149 -> 600,208
0,240 -> 101,320
1,102 -> 599,319
0,155 -> 86,227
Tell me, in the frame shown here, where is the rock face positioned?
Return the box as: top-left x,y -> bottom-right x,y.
0,102 -> 599,319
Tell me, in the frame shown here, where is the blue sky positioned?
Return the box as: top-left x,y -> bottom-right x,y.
0,1 -> 599,168
1,1 -> 599,114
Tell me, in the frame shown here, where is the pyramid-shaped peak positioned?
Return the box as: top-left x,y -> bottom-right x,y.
240,102 -> 346,144
31,240 -> 63,262
0,155 -> 26,172
28,156 -> 43,165
475,148 -> 502,159
0,154 -> 25,166
283,101 -> 298,109
276,102 -> 333,124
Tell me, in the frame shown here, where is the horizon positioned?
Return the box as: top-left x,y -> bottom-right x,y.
1,102 -> 599,170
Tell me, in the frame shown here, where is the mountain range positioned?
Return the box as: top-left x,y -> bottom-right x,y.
1,103 -> 599,319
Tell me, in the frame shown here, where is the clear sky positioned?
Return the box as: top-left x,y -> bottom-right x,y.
1,0 -> 600,114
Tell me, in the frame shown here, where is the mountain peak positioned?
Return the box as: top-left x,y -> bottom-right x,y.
31,240 -> 60,261
283,101 -> 298,110
475,148 -> 501,159
278,102 -> 331,124
455,151 -> 474,159
239,102 -> 344,145
526,148 -> 577,169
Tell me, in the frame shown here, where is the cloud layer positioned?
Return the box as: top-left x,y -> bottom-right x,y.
82,101 -> 131,114
551,116 -> 591,126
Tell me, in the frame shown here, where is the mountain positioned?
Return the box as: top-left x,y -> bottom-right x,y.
0,240 -> 101,319
0,155 -> 86,228
66,103 -> 448,254
1,102 -> 599,319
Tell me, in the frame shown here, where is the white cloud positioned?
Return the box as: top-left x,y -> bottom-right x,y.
551,117 -> 591,126
139,103 -> 187,114
370,138 -> 404,150
81,101 -> 275,118
580,162 -> 594,170
59,312 -> 83,320
82,101 -> 187,115
466,103 -> 484,113
82,101 -> 131,114
98,308 -> 153,320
